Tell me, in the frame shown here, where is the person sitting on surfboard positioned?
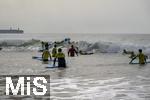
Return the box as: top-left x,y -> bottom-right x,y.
56,48 -> 66,67
52,45 -> 57,66
130,49 -> 147,64
68,45 -> 78,57
42,47 -> 52,61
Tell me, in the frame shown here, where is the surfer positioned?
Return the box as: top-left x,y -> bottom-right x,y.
42,47 -> 52,61
38,41 -> 45,52
45,42 -> 49,50
68,45 -> 78,57
64,38 -> 71,44
41,41 -> 45,50
52,45 -> 57,66
130,49 -> 147,65
79,50 -> 94,55
122,49 -> 133,54
56,48 -> 66,67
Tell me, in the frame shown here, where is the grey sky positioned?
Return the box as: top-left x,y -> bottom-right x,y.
0,0 -> 150,33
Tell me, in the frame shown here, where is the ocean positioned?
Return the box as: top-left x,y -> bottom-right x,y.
0,33 -> 150,100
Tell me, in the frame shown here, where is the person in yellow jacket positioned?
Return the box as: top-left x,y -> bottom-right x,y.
52,45 -> 57,66
42,47 -> 52,62
130,49 -> 147,64
56,48 -> 66,67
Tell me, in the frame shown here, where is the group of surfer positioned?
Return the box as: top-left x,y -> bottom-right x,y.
123,49 -> 148,65
40,39 -> 148,67
42,44 -> 65,68
41,41 -> 79,68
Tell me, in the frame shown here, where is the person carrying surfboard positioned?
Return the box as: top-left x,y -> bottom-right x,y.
130,49 -> 147,65
68,45 -> 78,57
42,47 -> 52,61
56,48 -> 66,67
52,45 -> 57,66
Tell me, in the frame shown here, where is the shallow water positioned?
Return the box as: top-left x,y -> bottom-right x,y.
0,33 -> 150,99
0,50 -> 150,100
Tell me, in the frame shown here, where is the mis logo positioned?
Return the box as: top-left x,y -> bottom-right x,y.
2,75 -> 50,96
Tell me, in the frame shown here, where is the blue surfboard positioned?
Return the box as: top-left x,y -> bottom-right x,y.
130,59 -> 150,64
46,62 -> 67,68
45,62 -> 59,68
32,56 -> 57,61
32,56 -> 49,61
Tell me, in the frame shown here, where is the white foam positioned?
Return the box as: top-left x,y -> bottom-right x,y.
77,41 -> 150,54
1,39 -> 150,54
50,77 -> 150,99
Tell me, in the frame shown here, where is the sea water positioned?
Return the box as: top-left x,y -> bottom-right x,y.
0,33 -> 150,100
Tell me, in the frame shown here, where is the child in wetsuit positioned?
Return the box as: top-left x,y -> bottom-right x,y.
130,49 -> 147,64
42,47 -> 52,61
57,48 -> 66,67
137,49 -> 147,64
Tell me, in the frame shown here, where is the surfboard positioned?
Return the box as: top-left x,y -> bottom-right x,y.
46,62 -> 67,68
130,59 -> 150,64
32,56 -> 56,61
32,56 -> 44,61
45,62 -> 59,68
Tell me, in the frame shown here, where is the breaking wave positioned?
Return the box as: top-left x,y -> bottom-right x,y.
0,39 -> 150,54
77,41 -> 150,54
0,39 -> 41,47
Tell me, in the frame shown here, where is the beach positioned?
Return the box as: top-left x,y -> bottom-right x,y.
0,34 -> 150,99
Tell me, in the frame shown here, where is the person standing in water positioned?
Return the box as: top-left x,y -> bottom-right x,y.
41,41 -> 45,50
42,47 -> 52,62
45,42 -> 49,50
56,48 -> 66,67
68,45 -> 78,57
52,45 -> 57,66
130,49 -> 147,65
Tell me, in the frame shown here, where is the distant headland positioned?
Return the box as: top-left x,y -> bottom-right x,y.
0,28 -> 24,34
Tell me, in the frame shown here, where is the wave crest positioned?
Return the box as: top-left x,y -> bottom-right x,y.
1,39 -> 150,54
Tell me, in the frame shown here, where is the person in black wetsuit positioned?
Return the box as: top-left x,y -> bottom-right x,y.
56,48 -> 66,68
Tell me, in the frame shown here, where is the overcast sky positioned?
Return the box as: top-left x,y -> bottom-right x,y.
0,0 -> 150,33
